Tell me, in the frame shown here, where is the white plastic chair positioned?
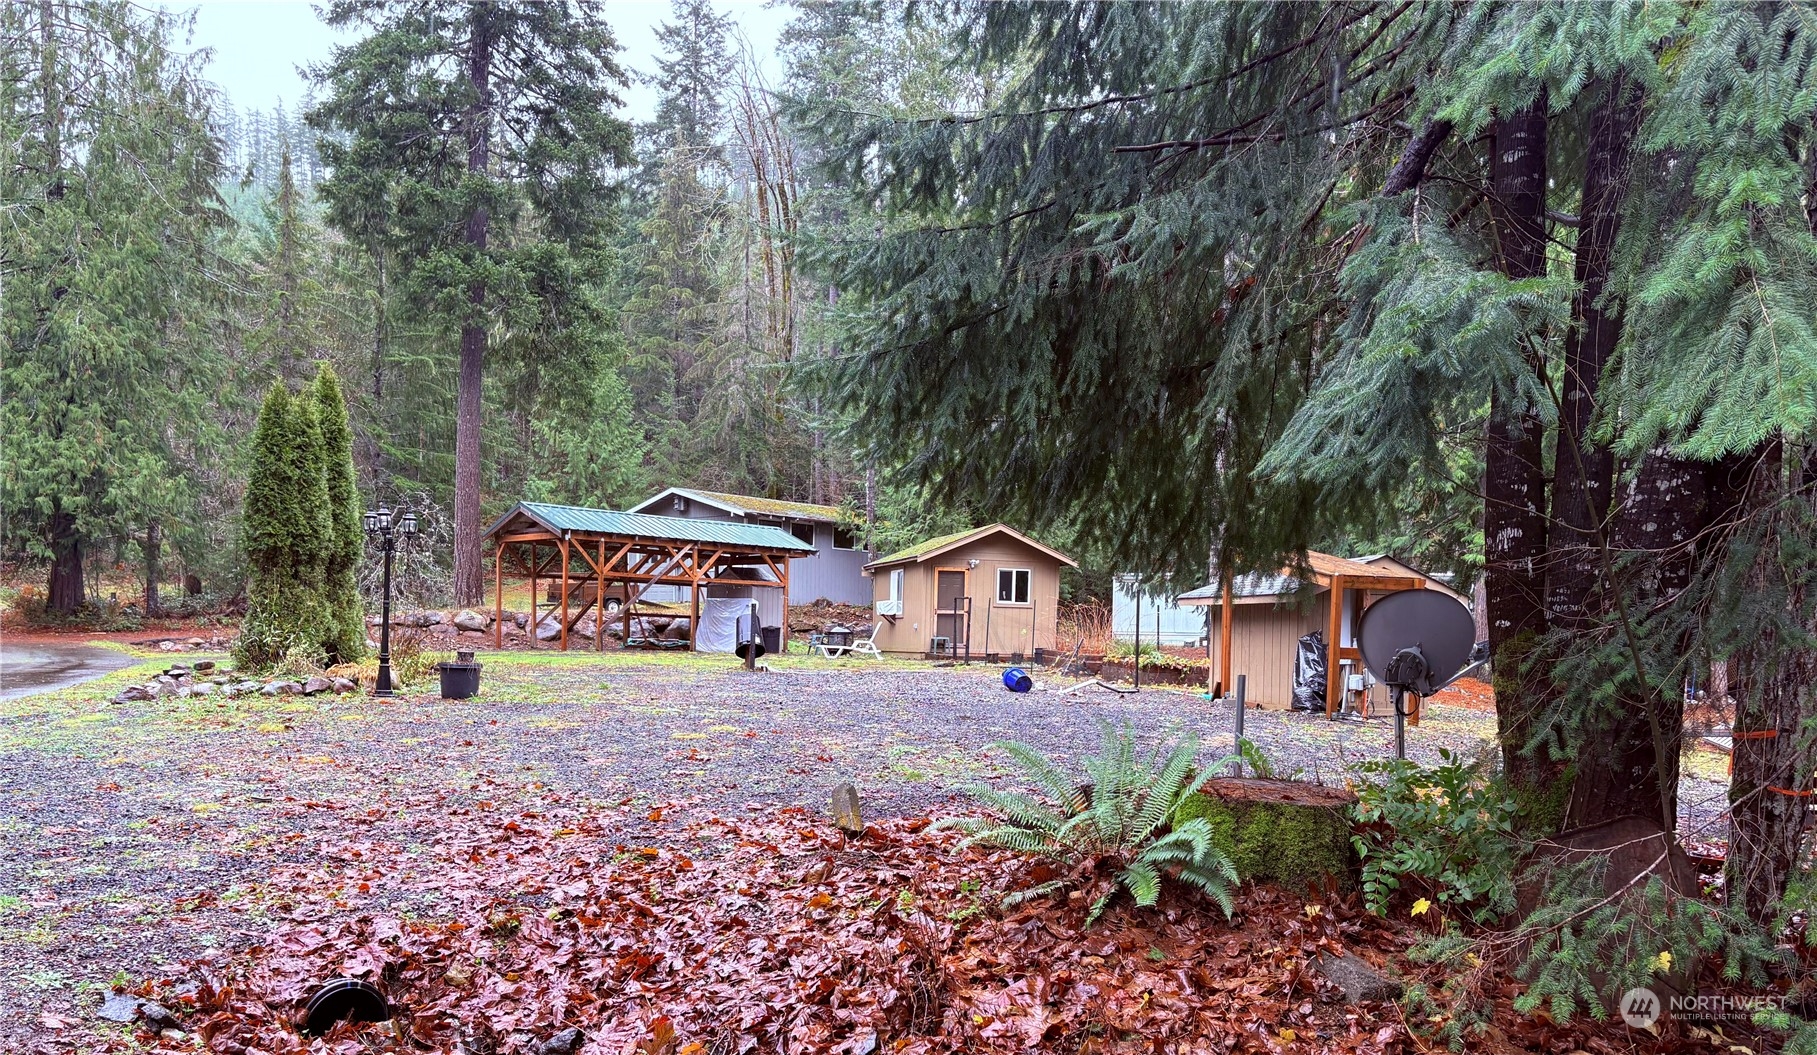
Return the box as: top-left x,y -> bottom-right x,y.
847,622 -> 884,659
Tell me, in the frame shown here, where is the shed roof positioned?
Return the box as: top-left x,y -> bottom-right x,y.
484,501 -> 815,553
866,524 -> 1077,570
1175,549 -> 1420,606
633,487 -> 843,523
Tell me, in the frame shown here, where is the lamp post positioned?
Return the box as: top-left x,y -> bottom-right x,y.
364,505 -> 418,696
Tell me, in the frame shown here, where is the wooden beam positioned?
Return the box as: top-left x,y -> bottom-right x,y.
494,540 -> 505,649
560,537 -> 571,652
688,553 -> 702,654
527,541 -> 538,651
779,557 -> 790,654
1219,574 -> 1233,696
596,538 -> 606,652
1325,574 -> 1344,716
497,531 -> 559,545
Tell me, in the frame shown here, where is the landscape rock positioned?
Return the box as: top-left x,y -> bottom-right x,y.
259,683 -> 283,697
185,637 -> 205,648
400,610 -> 443,628
111,685 -> 156,704
533,1027 -> 586,1055
452,609 -> 490,632
331,677 -> 358,694
303,676 -> 333,695
1315,951 -> 1403,1003
98,992 -> 178,1029
165,665 -> 190,678
193,660 -> 216,673
831,782 -> 864,836
191,681 -> 217,697
535,616 -> 563,641
513,611 -> 529,628
234,681 -> 262,695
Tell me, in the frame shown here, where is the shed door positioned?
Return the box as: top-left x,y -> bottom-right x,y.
934,568 -> 968,650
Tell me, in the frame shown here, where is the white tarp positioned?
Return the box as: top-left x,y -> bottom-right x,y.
695,598 -> 753,654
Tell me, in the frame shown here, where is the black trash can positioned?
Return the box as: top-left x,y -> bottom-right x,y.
438,650 -> 482,700
761,625 -> 782,654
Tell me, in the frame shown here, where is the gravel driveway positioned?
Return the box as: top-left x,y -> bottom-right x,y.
0,650 -> 1723,1051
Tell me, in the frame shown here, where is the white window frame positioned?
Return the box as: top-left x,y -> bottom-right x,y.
878,568 -> 905,616
997,567 -> 1032,606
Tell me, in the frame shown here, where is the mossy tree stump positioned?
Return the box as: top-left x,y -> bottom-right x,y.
1176,778 -> 1358,890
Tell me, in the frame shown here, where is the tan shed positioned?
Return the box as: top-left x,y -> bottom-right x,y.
1177,551 -> 1447,713
865,525 -> 1076,658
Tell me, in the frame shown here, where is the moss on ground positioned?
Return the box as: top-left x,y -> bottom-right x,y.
1176,785 -> 1356,890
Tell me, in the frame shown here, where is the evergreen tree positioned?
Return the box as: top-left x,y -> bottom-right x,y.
308,0 -> 634,607
311,363 -> 367,664
236,384 -> 332,669
649,0 -> 735,164
0,0 -> 227,613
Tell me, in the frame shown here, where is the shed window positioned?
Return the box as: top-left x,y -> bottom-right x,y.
833,524 -> 859,550
879,568 -> 904,616
997,568 -> 1031,605
790,521 -> 816,546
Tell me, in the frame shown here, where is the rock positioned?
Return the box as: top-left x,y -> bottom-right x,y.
534,616 -> 563,642
572,613 -> 598,639
193,660 -> 215,673
234,681 -> 262,695
366,638 -> 379,650
1316,951 -> 1403,1003
158,640 -> 178,652
533,1027 -> 586,1055
331,677 -> 357,695
513,611 -> 529,628
112,685 -> 155,704
97,992 -> 178,1028
165,665 -> 190,678
190,682 -> 216,697
185,637 -> 205,648
831,782 -> 864,836
452,609 -> 490,632
303,676 -> 333,695
259,682 -> 283,697
399,610 -> 443,628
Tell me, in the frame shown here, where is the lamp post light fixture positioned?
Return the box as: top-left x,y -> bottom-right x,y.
365,504 -> 419,696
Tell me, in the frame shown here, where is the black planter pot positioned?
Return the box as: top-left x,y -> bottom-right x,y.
438,650 -> 481,699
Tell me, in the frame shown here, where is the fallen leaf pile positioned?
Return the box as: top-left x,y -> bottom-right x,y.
98,800 -> 1782,1055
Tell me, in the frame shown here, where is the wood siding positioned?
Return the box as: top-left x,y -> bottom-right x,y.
1205,598 -> 1327,709
870,536 -> 1065,656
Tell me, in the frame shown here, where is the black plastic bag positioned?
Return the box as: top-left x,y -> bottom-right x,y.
1292,630 -> 1327,711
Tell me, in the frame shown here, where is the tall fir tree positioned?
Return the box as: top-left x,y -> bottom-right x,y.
308,0 -> 634,606
648,0 -> 735,166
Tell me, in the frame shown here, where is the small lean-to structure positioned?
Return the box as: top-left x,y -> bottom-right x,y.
483,502 -> 815,652
864,524 -> 1076,659
1176,551 -> 1428,713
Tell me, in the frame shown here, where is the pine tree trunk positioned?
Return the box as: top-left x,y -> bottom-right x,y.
452,3 -> 493,609
1565,448 -> 1703,830
1549,77 -> 1635,627
1727,444 -> 1817,927
143,519 -> 162,616
48,509 -> 84,614
1483,96 -> 1560,820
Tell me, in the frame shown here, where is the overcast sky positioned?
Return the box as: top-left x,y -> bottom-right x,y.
160,1 -> 792,121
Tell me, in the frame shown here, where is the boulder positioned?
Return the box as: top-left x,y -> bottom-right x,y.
112,685 -> 155,704
158,640 -> 179,652
535,616 -> 563,642
513,611 -> 529,628
302,676 -> 333,696
259,683 -> 283,697
452,609 -> 490,632
234,681 -> 262,695
184,637 -> 205,648
151,677 -> 177,698
191,682 -> 216,697
331,677 -> 358,695
1316,951 -> 1403,1003
165,665 -> 190,678
193,660 -> 216,673
572,613 -> 598,639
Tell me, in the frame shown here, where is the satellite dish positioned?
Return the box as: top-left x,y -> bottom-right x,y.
1357,590 -> 1480,758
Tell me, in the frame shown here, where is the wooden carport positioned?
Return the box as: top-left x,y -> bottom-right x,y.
1198,551 -> 1424,716
483,502 -> 815,652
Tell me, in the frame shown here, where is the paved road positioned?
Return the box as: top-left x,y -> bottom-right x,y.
0,640 -> 137,700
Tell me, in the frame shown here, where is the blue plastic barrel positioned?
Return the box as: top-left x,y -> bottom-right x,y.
1003,667 -> 1033,693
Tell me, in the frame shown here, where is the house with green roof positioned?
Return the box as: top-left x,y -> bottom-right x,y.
863,524 -> 1076,658
628,487 -> 873,608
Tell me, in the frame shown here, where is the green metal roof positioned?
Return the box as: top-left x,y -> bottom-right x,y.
486,501 -> 815,552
